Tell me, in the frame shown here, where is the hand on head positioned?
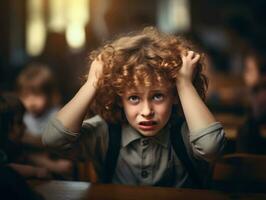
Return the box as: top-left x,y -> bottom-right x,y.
176,50 -> 200,85
87,55 -> 104,87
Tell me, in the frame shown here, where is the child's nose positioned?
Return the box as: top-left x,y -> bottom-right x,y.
141,101 -> 154,117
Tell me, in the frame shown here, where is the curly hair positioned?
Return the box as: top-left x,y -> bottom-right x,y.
87,27 -> 208,123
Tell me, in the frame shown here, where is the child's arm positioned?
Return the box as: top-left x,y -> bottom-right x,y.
56,57 -> 104,133
176,51 -> 216,134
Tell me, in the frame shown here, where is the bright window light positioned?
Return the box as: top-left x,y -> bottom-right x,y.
26,0 -> 46,56
66,23 -> 86,49
157,0 -> 191,33
65,0 -> 89,50
48,0 -> 66,32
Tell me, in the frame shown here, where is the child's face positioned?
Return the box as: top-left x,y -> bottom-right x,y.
20,92 -> 48,117
121,84 -> 175,137
243,56 -> 259,88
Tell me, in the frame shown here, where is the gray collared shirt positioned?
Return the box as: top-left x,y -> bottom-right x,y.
43,115 -> 225,187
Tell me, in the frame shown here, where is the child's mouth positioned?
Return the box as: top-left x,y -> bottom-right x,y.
138,121 -> 157,131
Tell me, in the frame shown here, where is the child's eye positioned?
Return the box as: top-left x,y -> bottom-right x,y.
153,93 -> 164,102
128,96 -> 140,104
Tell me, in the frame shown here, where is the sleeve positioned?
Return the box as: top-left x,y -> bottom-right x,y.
42,115 -> 109,161
182,122 -> 226,161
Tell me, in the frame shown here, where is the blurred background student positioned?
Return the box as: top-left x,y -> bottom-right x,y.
235,48 -> 266,154
16,63 -> 60,141
16,64 -> 73,178
242,48 -> 266,104
236,79 -> 266,154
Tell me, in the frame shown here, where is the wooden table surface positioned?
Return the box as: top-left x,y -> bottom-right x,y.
29,180 -> 266,200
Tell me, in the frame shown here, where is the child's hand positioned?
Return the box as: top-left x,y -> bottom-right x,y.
87,55 -> 104,86
176,50 -> 200,85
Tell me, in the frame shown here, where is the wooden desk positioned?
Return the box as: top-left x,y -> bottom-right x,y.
30,180 -> 266,200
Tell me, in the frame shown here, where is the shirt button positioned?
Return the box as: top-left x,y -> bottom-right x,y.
142,139 -> 149,146
141,170 -> 149,178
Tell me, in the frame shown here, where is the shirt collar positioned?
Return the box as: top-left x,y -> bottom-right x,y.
121,124 -> 142,147
121,123 -> 170,148
153,124 -> 170,148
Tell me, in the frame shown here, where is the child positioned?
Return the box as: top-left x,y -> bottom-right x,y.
236,80 -> 266,154
16,63 -> 60,138
16,64 -> 72,177
242,49 -> 266,91
43,27 -> 225,188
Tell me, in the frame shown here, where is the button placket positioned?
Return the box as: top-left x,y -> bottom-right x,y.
141,138 -> 149,146
140,138 -> 153,184
141,170 -> 149,178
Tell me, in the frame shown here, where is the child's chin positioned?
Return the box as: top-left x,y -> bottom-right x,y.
138,129 -> 159,137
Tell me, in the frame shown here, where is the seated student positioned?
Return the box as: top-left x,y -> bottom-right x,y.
0,93 -> 50,179
236,47 -> 266,154
16,63 -> 60,139
16,64 -> 72,177
43,27 -> 226,188
242,49 -> 266,91
236,80 -> 266,154
242,48 -> 266,106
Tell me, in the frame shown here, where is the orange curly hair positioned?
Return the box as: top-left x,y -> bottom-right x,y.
87,27 -> 208,123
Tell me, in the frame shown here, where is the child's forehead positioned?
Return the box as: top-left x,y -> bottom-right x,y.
124,84 -> 172,94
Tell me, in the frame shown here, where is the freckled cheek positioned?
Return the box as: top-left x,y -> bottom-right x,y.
159,108 -> 172,119
124,105 -> 139,119
155,103 -> 173,119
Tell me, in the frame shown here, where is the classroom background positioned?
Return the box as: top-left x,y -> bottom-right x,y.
1,0 -> 266,197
